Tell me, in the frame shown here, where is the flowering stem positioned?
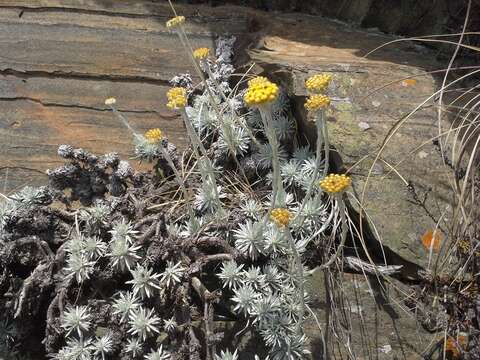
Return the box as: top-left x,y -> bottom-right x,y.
108,105 -> 139,138
180,108 -> 221,212
285,229 -> 305,335
205,63 -> 228,103
293,110 -> 325,227
175,28 -> 246,178
259,107 -> 283,210
159,144 -> 190,203
319,194 -> 347,270
322,114 -> 330,178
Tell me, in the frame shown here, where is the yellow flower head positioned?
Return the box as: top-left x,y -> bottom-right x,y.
105,97 -> 116,106
244,76 -> 279,107
319,174 -> 351,194
166,15 -> 185,29
270,208 -> 293,228
193,47 -> 210,60
166,87 -> 187,109
305,74 -> 332,93
305,94 -> 330,112
144,128 -> 163,143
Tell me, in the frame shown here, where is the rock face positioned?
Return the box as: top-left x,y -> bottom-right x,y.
186,0 -> 479,42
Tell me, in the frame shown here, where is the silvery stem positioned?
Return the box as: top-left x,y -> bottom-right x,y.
259,107 -> 283,210
285,229 -> 305,335
180,109 -> 221,211
293,110 -> 325,227
322,115 -> 330,178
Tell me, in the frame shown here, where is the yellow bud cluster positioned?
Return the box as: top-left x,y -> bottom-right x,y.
270,208 -> 293,227
305,94 -> 330,112
166,87 -> 187,109
244,76 -> 279,107
166,15 -> 185,29
144,128 -> 163,143
319,174 -> 351,194
305,73 -> 332,93
193,47 -> 210,60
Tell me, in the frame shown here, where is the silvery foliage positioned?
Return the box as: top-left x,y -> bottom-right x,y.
233,220 -> 266,260
134,135 -> 162,162
0,198 -> 14,233
194,178 -> 226,214
160,260 -> 186,288
92,333 -> 114,360
292,194 -> 329,235
187,98 -> 218,135
265,188 -> 295,208
214,349 -> 239,360
240,198 -> 263,220
60,306 -> 92,338
54,338 -> 93,360
254,143 -> 288,170
126,264 -> 161,299
280,160 -> 300,188
226,259 -> 311,359
217,116 -> 251,156
125,338 -> 143,357
112,291 -> 141,323
144,345 -> 171,360
228,149 -> 331,359
218,261 -> 245,290
64,233 -> 96,284
292,146 -> 313,163
127,307 -> 161,341
108,219 -> 141,272
163,316 -> 177,333
9,186 -> 50,208
1,186 -> 50,234
79,201 -> 110,233
271,93 -> 294,141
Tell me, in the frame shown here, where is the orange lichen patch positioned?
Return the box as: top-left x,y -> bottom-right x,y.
421,229 -> 442,252
401,78 -> 417,87
444,335 -> 468,358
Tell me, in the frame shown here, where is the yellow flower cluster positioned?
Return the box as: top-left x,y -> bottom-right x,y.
144,128 -> 163,143
193,47 -> 210,60
166,87 -> 187,109
166,15 -> 185,29
305,73 -> 332,93
270,208 -> 293,227
305,94 -> 330,112
244,76 -> 279,107
319,174 -> 351,194
104,97 -> 116,106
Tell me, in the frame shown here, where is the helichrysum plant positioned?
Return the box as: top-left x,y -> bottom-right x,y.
5,4 -> 361,357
